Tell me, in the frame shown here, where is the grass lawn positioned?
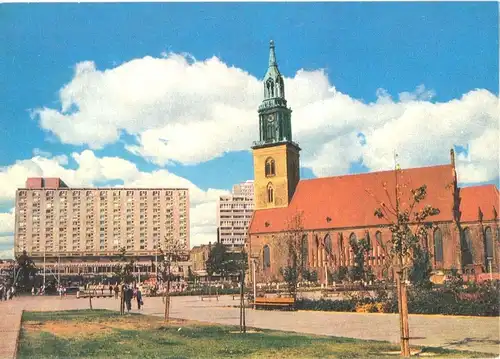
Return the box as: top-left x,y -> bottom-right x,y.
18,310 -> 491,359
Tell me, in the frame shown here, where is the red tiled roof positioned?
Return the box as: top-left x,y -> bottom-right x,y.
460,185 -> 499,222
250,164 -> 459,234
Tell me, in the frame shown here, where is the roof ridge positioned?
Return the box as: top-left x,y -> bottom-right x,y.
299,163 -> 452,183
461,184 -> 498,190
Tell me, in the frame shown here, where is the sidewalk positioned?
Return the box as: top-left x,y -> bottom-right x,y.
0,301 -> 23,359
9,295 -> 500,356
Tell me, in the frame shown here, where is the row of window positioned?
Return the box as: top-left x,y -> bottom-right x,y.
261,227 -> 496,269
19,189 -> 187,197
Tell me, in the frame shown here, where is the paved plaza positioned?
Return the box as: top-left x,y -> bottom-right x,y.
1,295 -> 499,358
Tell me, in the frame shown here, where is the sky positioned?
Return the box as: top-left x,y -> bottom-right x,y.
0,2 -> 498,259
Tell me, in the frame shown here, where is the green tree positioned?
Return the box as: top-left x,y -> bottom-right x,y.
272,212 -> 308,299
157,236 -> 185,322
13,250 -> 37,290
367,161 -> 440,357
187,267 -> 196,283
409,244 -> 433,288
329,266 -> 348,283
205,243 -> 242,280
113,248 -> 137,315
113,248 -> 136,284
302,269 -> 318,283
348,237 -> 372,282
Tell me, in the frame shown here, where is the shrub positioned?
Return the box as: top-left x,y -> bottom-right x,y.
329,266 -> 348,283
295,281 -> 499,317
355,303 -> 378,313
407,282 -> 499,317
152,287 -> 242,297
296,298 -> 357,312
375,302 -> 386,313
302,269 -> 318,283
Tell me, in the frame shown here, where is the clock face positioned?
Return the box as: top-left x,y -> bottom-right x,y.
267,113 -> 276,122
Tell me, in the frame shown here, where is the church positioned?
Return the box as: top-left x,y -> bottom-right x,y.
247,41 -> 499,283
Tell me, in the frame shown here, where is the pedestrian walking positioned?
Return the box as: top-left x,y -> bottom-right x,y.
124,285 -> 133,312
136,287 -> 143,310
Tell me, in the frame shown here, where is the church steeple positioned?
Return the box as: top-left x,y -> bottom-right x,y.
255,40 -> 293,146
251,40 -> 301,210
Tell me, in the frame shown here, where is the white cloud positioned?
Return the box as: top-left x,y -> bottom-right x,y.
0,248 -> 14,260
32,53 -> 499,183
0,151 -> 230,248
0,235 -> 13,245
0,210 -> 15,234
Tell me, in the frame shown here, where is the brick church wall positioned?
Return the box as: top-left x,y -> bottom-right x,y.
248,219 -> 499,283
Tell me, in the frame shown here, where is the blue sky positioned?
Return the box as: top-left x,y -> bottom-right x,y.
0,2 -> 498,256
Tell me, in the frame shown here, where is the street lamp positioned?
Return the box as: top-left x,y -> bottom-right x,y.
155,241 -> 159,284
252,259 -> 257,305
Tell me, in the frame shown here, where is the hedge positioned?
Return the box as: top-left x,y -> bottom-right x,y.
149,287 -> 242,297
296,282 -> 499,317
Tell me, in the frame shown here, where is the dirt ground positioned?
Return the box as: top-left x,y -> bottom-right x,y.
23,315 -> 190,338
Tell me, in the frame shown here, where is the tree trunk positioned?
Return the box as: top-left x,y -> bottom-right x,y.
239,269 -> 246,333
89,292 -> 93,310
396,268 -> 410,357
164,280 -> 171,322
401,278 -> 410,356
120,285 -> 125,315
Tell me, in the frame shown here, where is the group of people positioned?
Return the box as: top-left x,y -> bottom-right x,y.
31,285 -> 46,296
0,284 -> 15,300
123,284 -> 143,312
57,285 -> 68,297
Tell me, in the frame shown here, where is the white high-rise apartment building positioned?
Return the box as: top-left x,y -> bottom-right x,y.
217,180 -> 254,247
15,177 -> 190,261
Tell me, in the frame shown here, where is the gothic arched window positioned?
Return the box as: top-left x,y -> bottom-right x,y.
324,234 -> 332,256
263,245 -> 271,268
265,158 -> 276,177
275,76 -> 282,97
338,233 -> 344,263
266,79 -> 274,98
484,227 -> 494,269
375,231 -> 382,262
462,227 -> 473,266
301,235 -> 308,268
267,183 -> 274,203
434,228 -> 443,263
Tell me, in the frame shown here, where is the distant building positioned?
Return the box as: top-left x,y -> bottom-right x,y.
14,177 -> 190,277
189,243 -> 212,278
217,180 -> 254,248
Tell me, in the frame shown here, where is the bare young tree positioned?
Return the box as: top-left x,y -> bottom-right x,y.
113,248 -> 136,315
271,211 -> 308,299
157,236 -> 186,322
366,158 -> 440,357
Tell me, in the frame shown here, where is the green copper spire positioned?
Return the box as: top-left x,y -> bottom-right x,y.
253,40 -> 296,148
263,40 -> 284,100
269,40 -> 277,67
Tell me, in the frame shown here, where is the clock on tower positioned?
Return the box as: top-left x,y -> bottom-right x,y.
251,40 -> 301,210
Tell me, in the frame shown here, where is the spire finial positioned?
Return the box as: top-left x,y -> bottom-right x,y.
269,39 -> 277,67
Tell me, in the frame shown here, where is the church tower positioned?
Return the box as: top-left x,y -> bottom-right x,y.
252,40 -> 301,210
